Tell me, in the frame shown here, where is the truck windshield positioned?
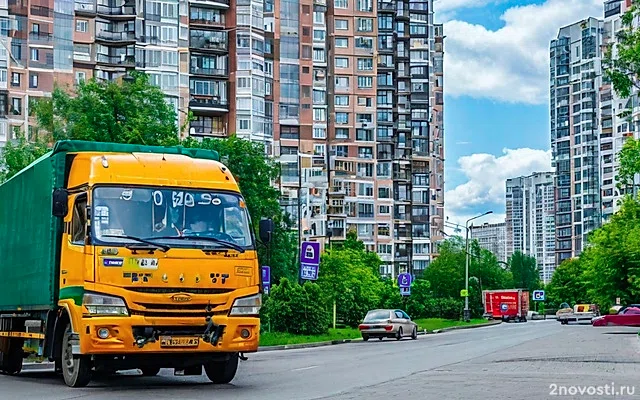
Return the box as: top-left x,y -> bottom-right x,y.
91,186 -> 254,249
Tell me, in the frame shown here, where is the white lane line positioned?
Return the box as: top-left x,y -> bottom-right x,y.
291,365 -> 319,372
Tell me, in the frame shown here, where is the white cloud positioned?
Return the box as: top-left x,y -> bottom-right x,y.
444,148 -> 552,223
442,0 -> 602,104
434,0 -> 500,13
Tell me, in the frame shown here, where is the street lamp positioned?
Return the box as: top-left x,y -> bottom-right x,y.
464,211 -> 493,322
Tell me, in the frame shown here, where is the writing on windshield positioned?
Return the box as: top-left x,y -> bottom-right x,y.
92,187 -> 253,248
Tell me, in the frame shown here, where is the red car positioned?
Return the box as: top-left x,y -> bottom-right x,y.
592,306 -> 640,327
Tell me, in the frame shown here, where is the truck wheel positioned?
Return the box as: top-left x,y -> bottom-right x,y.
61,322 -> 92,388
140,367 -> 161,376
204,353 -> 239,384
0,339 -> 24,375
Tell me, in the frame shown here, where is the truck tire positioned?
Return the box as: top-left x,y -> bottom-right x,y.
204,353 -> 239,384
61,322 -> 92,388
140,367 -> 161,376
0,339 -> 24,375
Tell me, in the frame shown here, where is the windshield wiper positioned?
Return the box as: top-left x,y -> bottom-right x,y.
149,235 -> 246,254
102,235 -> 170,252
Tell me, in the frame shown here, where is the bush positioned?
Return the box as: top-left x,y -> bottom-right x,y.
423,298 -> 463,320
260,278 -> 330,335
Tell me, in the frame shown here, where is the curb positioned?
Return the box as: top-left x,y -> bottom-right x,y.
431,319 -> 502,333
259,320 -> 501,351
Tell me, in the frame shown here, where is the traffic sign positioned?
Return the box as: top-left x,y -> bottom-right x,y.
500,303 -> 508,311
300,241 -> 321,281
300,241 -> 320,265
398,273 -> 412,288
400,287 -> 411,296
262,266 -> 271,294
533,290 -> 545,301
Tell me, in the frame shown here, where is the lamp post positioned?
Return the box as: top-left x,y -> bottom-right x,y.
464,211 -> 493,322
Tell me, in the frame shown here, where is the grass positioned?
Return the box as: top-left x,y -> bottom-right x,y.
414,318 -> 489,331
259,318 -> 492,347
260,328 -> 360,347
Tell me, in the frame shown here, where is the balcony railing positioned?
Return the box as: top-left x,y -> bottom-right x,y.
96,30 -> 136,41
96,4 -> 135,16
96,53 -> 135,66
74,1 -> 96,13
29,31 -> 53,44
189,95 -> 229,110
189,66 -> 227,77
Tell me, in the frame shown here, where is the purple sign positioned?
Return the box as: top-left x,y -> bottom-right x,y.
300,263 -> 319,280
398,273 -> 412,288
261,266 -> 271,284
300,241 -> 321,265
261,266 -> 271,294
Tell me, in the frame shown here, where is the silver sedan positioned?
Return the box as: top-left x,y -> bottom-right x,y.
358,309 -> 418,341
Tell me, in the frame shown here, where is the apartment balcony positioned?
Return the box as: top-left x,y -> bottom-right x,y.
96,53 -> 135,67
29,31 -> 53,45
189,16 -> 226,29
190,31 -> 228,53
189,66 -> 227,78
189,125 -> 227,138
96,30 -> 136,44
74,0 -> 96,15
96,4 -> 136,18
189,94 -> 229,113
30,5 -> 53,17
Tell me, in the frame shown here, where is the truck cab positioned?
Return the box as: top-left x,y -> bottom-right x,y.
0,141 -> 273,387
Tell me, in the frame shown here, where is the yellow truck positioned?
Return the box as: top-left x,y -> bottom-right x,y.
0,140 -> 272,387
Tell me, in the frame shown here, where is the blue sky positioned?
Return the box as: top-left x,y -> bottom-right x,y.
437,0 -> 603,229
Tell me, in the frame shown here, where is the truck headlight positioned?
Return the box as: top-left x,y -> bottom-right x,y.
229,294 -> 262,317
83,292 -> 129,316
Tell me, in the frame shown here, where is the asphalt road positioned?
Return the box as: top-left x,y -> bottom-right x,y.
2,320 -> 640,399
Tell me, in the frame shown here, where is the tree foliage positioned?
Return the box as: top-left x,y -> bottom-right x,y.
508,251 -> 541,292
260,278 -> 329,335
580,196 -> 640,309
316,241 -> 384,328
0,136 -> 50,182
545,258 -> 589,309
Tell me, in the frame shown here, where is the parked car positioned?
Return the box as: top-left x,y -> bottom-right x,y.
358,309 -> 418,341
592,306 -> 640,327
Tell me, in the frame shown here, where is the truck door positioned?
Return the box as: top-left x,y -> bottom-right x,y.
59,193 -> 94,294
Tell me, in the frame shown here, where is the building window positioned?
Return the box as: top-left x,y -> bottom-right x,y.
29,73 -> 38,88
357,58 -> 373,70
335,112 -> 348,124
313,144 -> 325,156
335,95 -> 349,106
335,37 -> 348,48
75,71 -> 86,84
357,18 -> 373,32
238,119 -> 250,130
313,128 -> 326,139
76,20 -> 88,32
313,108 -> 326,122
334,0 -> 347,8
357,76 -> 372,88
30,48 -> 38,61
357,0 -> 372,11
335,57 -> 348,68
335,19 -> 348,30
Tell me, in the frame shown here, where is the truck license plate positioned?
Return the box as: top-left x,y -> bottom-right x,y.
159,336 -> 200,347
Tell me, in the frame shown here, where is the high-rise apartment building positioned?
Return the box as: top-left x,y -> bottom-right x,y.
506,172 -> 556,283
550,17 -> 603,265
0,0 -> 445,275
470,221 -> 506,263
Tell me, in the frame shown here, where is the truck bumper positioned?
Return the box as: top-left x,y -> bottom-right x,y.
77,315 -> 259,356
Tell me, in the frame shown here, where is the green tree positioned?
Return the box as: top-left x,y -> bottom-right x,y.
545,258 -> 589,309
422,237 -> 465,299
509,251 -> 541,292
317,241 -> 384,327
581,196 -> 640,309
32,71 -> 180,145
260,278 -> 330,335
0,136 -> 50,182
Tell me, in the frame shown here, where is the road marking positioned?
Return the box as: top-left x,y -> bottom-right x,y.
291,365 -> 319,372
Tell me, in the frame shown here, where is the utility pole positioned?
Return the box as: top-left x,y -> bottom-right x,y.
463,211 -> 493,322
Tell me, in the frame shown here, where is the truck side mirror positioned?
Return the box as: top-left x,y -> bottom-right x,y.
259,218 -> 274,244
52,188 -> 69,218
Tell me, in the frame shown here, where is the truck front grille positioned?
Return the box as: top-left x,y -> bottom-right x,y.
130,301 -> 228,318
